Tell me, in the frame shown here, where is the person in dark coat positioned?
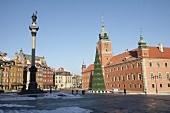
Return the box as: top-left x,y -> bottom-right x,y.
82,90 -> 85,95
50,86 -> 52,94
72,90 -> 74,94
124,89 -> 126,95
76,90 -> 78,94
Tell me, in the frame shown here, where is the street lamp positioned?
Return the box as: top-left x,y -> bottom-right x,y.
154,75 -> 158,93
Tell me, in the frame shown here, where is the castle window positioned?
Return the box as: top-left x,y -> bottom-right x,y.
106,49 -> 108,52
168,83 -> 170,87
131,64 -> 134,68
149,62 -> 152,67
126,64 -> 129,69
132,74 -> 135,80
160,84 -> 162,88
166,72 -> 169,79
150,72 -> 154,79
117,67 -> 119,71
152,84 -> 155,88
158,72 -> 162,79
127,74 -> 130,80
121,66 -> 123,70
157,62 -> 160,67
137,62 -> 140,67
134,84 -> 136,88
139,84 -> 142,88
114,76 -> 116,81
118,75 -> 120,81
165,62 -> 168,67
122,75 -> 124,81
104,33 -> 107,37
138,73 -> 142,80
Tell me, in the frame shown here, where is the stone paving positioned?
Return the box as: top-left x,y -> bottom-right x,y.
0,92 -> 170,113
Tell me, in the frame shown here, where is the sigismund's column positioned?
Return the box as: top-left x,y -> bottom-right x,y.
28,13 -> 39,91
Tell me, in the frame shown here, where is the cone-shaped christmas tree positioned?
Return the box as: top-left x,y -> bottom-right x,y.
92,47 -> 106,91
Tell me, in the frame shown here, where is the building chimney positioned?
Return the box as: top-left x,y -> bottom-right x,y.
158,43 -> 163,52
125,49 -> 128,52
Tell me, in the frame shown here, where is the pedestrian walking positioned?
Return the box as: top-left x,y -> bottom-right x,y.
124,89 -> 126,95
82,90 -> 85,95
50,86 -> 52,94
76,90 -> 78,94
72,90 -> 74,94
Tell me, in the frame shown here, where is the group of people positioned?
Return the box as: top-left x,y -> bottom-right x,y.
72,89 -> 85,95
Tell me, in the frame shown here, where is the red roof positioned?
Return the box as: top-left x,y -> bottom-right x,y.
83,46 -> 170,71
148,46 -> 170,59
85,64 -> 94,71
107,46 -> 170,66
107,49 -> 138,66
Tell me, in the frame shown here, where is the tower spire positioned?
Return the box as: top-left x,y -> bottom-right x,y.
82,59 -> 86,68
99,14 -> 109,40
102,14 -> 104,28
138,28 -> 147,49
140,28 -> 143,40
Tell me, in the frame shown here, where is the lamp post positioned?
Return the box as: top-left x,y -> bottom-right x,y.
154,75 -> 158,93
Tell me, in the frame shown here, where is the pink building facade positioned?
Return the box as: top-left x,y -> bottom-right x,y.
82,17 -> 170,93
143,58 -> 170,93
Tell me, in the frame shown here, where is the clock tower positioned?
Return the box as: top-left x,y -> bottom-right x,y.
97,16 -> 112,67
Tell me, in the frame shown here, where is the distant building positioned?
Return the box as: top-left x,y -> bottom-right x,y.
16,49 -> 54,90
55,67 -> 81,89
82,64 -> 94,89
43,66 -> 54,89
82,17 -> 170,93
17,49 -> 47,66
72,74 -> 82,88
0,52 -> 11,61
36,63 -> 43,89
55,67 -> 72,89
1,60 -> 24,90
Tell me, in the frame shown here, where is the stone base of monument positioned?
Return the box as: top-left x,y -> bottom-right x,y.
0,90 -> 4,93
17,89 -> 47,95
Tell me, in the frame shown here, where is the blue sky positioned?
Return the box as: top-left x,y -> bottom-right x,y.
0,0 -> 170,75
